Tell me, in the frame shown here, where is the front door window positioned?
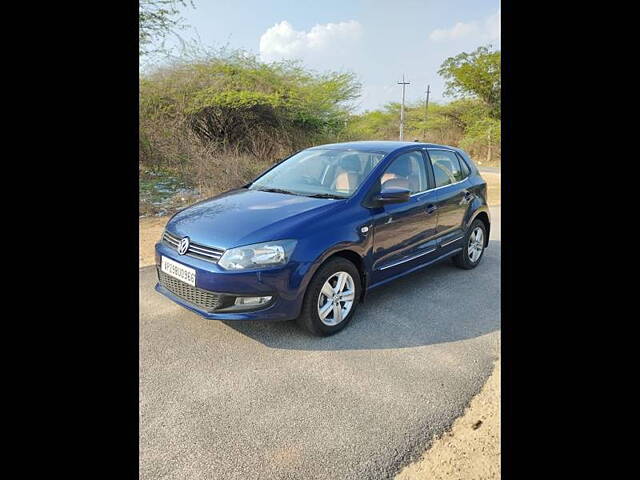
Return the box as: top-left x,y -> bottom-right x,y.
379,151 -> 427,194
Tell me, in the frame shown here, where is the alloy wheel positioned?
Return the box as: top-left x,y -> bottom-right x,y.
467,226 -> 484,262
317,271 -> 356,326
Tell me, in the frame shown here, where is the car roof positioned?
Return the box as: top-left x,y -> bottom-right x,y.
306,140 -> 459,155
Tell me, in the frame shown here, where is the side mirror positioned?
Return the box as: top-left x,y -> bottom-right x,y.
374,187 -> 411,204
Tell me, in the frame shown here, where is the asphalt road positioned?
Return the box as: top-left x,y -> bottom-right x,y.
140,205 -> 501,480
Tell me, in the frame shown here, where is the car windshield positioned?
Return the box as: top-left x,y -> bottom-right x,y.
249,149 -> 386,198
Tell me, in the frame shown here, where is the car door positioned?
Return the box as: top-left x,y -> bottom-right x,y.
426,148 -> 474,248
369,150 -> 439,284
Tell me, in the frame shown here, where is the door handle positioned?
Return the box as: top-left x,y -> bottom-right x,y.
426,204 -> 438,215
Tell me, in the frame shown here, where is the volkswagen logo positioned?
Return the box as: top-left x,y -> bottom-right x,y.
178,237 -> 190,255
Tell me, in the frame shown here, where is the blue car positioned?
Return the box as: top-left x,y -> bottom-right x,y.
155,141 -> 490,336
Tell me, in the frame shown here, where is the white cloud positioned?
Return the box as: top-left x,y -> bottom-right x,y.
259,20 -> 363,62
429,9 -> 500,43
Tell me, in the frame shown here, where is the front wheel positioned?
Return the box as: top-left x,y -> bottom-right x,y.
452,219 -> 487,269
296,257 -> 361,336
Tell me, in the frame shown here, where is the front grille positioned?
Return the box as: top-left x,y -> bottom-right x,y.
162,230 -> 225,263
158,270 -> 227,311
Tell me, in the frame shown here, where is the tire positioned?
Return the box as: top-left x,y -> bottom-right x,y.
296,257 -> 362,336
452,219 -> 487,270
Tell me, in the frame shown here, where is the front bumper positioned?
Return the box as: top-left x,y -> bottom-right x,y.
154,242 -> 310,321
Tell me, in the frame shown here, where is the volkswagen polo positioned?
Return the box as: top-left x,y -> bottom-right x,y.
155,141 -> 490,336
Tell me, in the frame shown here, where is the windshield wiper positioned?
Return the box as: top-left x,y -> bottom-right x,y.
253,187 -> 345,199
304,193 -> 347,199
253,187 -> 301,195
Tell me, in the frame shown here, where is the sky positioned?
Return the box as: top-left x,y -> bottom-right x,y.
156,0 -> 500,112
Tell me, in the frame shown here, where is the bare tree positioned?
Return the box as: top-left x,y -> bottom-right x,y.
139,0 -> 194,57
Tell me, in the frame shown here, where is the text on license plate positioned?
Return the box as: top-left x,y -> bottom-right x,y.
161,256 -> 196,286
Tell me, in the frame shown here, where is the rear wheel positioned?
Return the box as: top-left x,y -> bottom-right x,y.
297,257 -> 361,336
452,219 -> 487,269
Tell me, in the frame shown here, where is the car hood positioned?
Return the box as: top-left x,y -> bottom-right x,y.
166,188 -> 344,249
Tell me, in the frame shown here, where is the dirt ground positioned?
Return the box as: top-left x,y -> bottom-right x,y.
483,172 -> 501,207
482,172 -> 500,207
139,216 -> 168,268
139,174 -> 501,268
395,359 -> 500,480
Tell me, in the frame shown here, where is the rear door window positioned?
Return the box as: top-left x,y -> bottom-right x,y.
429,150 -> 465,187
457,153 -> 471,178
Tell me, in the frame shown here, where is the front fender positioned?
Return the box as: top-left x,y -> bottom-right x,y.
299,235 -> 370,290
289,218 -> 372,317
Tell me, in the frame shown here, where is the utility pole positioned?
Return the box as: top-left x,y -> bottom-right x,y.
422,84 -> 430,141
398,74 -> 410,141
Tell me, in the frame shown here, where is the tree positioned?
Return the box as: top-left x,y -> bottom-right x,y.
438,46 -> 501,119
139,0 -> 193,57
140,50 -> 361,160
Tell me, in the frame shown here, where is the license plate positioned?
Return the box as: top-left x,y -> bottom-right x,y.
161,256 -> 196,286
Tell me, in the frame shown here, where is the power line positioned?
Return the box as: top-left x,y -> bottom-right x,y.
398,74 -> 410,141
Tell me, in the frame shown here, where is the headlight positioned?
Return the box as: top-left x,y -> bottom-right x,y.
218,240 -> 297,270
